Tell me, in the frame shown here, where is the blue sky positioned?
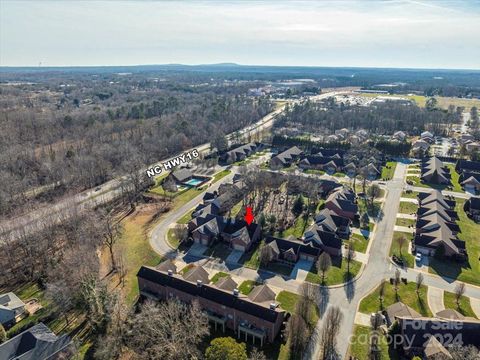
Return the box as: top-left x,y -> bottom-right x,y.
1,0 -> 479,69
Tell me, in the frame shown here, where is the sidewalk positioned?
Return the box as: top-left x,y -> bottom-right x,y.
393,225 -> 414,233
396,213 -> 416,219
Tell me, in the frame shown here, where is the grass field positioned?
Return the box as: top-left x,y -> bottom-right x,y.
359,282 -> 432,317
389,231 -> 414,268
305,257 -> 362,286
444,291 -> 478,318
349,232 -> 369,253
166,228 -> 180,248
177,208 -> 195,224
445,163 -> 463,192
398,201 -> 418,214
381,161 -> 397,180
349,325 -> 399,360
238,280 -> 259,295
276,291 -> 319,328
395,218 -> 416,227
356,93 -> 480,110
210,271 -> 229,284
304,169 -> 326,175
401,191 -> 419,199
429,199 -> 480,286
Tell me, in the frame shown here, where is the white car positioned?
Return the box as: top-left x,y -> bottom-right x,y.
415,253 -> 422,261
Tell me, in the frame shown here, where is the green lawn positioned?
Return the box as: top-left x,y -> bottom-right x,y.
212,169 -> 232,182
210,271 -> 229,284
359,282 -> 432,317
389,231 -> 414,268
444,291 -> 478,318
276,291 -> 319,328
238,241 -> 263,269
166,228 -> 180,248
349,232 -> 369,253
304,169 -> 325,175
179,263 -> 194,275
349,325 -> 399,360
333,172 -> 346,177
429,199 -> 480,286
398,201 -> 418,214
230,201 -> 243,217
401,191 -> 419,199
305,257 -> 362,286
238,280 -> 259,295
395,218 -> 416,227
280,215 -> 312,238
445,164 -> 463,192
381,161 -> 397,180
177,209 -> 195,224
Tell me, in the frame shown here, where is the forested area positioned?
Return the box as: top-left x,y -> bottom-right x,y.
274,99 -> 463,135
0,74 -> 273,217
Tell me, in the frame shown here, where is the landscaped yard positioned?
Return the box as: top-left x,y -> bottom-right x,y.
389,231 -> 414,268
167,228 -> 180,248
429,199 -> 480,286
444,291 -> 478,318
395,218 -> 416,227
349,232 -> 369,253
276,291 -> 319,328
210,271 -> 229,284
381,161 -> 397,180
359,281 -> 432,317
401,191 -> 419,199
177,208 -> 195,224
212,169 -> 232,182
238,280 -> 260,295
305,257 -> 362,286
398,201 -> 417,214
349,325 -> 399,360
280,215 -> 312,238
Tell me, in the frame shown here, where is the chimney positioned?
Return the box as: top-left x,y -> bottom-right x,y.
233,288 -> 239,297
168,269 -> 173,276
269,302 -> 277,310
197,280 -> 203,287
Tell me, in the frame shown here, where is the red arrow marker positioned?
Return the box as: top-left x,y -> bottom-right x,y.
244,206 -> 254,225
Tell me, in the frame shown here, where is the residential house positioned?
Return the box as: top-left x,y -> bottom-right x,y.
215,276 -> 238,292
383,301 -> 421,326
269,146 -> 303,169
420,131 -> 434,143
303,227 -> 343,257
0,323 -> 73,360
393,131 -> 407,142
221,143 -> 261,164
183,265 -> 210,284
465,196 -> 480,222
137,265 -> 286,345
0,292 -> 25,326
414,192 -> 465,259
344,162 -> 357,177
411,139 -> 430,156
264,236 -> 322,265
313,208 -> 350,238
189,215 -> 261,252
461,174 -> 480,193
325,188 -> 358,220
298,155 -> 344,174
360,163 -> 381,180
421,156 -> 451,185
456,160 -> 480,192
423,335 -> 452,359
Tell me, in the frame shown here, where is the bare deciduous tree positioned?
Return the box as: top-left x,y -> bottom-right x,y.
316,252 -> 332,284
285,314 -> 308,356
345,241 -> 356,275
454,282 -> 466,307
319,306 -> 344,360
124,299 -> 209,360
415,273 -> 424,295
395,235 -> 408,258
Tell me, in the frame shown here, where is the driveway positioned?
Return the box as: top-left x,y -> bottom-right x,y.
225,249 -> 243,264
290,259 -> 313,281
427,286 -> 444,316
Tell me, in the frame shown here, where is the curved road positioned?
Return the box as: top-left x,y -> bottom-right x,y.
148,160 -> 480,360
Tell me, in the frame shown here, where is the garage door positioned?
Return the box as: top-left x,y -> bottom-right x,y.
233,244 -> 245,252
